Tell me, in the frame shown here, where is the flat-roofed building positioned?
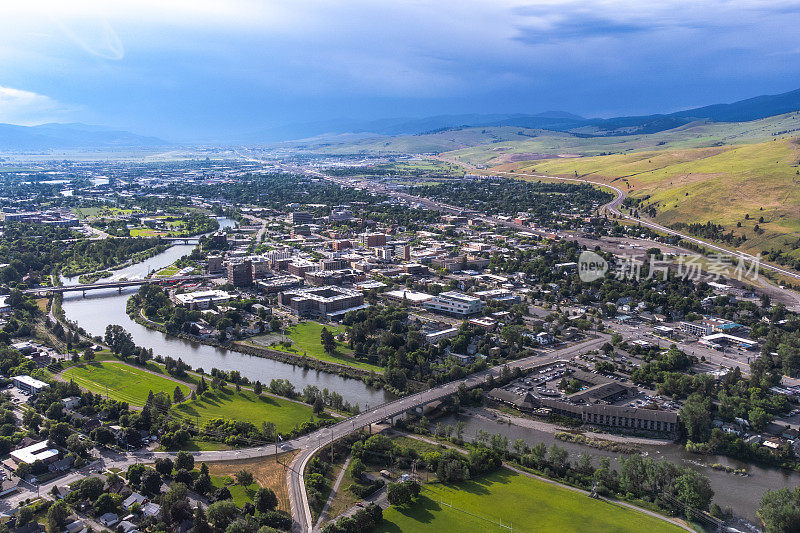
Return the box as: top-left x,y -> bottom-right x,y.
423,291 -> 483,317
278,286 -> 365,319
11,440 -> 59,464
424,326 -> 460,344
173,290 -> 233,310
384,290 -> 433,305
581,404 -> 678,435
680,321 -> 712,337
227,260 -> 253,287
363,233 -> 387,247
13,375 -> 49,394
257,275 -> 304,294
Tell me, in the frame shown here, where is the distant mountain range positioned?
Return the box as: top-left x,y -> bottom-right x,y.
259,86 -> 800,143
3,87 -> 800,150
0,123 -> 169,151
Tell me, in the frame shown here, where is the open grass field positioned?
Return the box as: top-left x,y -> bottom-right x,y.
172,387 -> 318,433
210,475 -> 260,507
204,452 -> 299,512
377,469 -> 685,533
129,227 -> 166,237
62,361 -> 190,406
249,321 -> 383,372
494,138 -> 800,259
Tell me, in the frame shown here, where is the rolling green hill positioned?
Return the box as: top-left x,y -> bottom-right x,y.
286,111 -> 800,163
497,138 -> 800,262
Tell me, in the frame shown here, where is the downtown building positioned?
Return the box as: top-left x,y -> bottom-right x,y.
278,286 -> 366,320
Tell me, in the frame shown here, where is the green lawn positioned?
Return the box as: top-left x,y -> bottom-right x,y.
62,361 -> 190,406
377,469 -> 684,533
260,321 -> 383,372
172,387 -> 318,433
211,475 -> 259,507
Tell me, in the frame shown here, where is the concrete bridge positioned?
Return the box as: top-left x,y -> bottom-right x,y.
85,336 -> 605,532
160,236 -> 202,244
23,274 -> 219,296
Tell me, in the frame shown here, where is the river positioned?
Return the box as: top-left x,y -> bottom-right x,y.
436,410 -> 799,527
60,217 -> 392,408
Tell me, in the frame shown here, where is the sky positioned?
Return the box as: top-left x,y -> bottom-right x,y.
1,0 -> 800,141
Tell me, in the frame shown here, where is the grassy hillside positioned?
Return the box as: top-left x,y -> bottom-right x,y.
290,112 -> 800,162
496,138 -> 800,260
288,126 -> 574,156
448,112 -> 800,166
173,387 -> 319,432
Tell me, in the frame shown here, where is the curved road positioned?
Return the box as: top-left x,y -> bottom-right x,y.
93,336 -> 606,531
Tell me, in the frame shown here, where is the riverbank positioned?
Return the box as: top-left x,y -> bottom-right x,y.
126,297 -> 398,394
478,406 -> 674,446
61,241 -> 171,278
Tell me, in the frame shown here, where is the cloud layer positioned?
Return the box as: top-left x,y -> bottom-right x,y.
0,0 -> 798,138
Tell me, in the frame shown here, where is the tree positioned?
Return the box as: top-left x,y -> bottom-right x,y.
387,482 -> 411,506
175,450 -> 194,472
679,393 -> 712,443
66,433 -> 87,456
255,487 -> 278,513
127,463 -> 146,485
83,347 -> 95,361
141,470 -> 163,495
173,386 -> 185,403
759,487 -> 800,533
207,500 -> 239,530
387,480 -> 420,506
104,324 -> 136,357
49,421 -> 71,446
313,396 -> 325,415
94,493 -> 118,516
46,500 -> 70,533
17,506 -> 33,526
155,457 -> 174,476
194,463 -> 213,495
235,469 -> 254,487
253,381 -> 263,395
80,476 -> 104,500
320,327 -> 336,354
673,470 -> 713,512
749,406 -> 771,432
350,458 -> 366,480
22,409 -> 41,431
193,505 -> 213,533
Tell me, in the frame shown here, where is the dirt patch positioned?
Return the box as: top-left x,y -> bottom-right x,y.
35,298 -> 49,313
203,451 -> 299,512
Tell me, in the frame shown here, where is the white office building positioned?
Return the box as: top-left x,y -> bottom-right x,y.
423,291 -> 483,317
173,290 -> 233,310
13,375 -> 49,394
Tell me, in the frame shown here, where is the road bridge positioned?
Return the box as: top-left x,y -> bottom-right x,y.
105,336 -> 604,531
23,274 -> 219,295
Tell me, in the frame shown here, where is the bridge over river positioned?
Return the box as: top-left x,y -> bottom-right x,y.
24,274 -> 220,295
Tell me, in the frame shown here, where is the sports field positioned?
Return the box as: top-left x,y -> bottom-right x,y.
250,321 -> 383,372
377,469 -> 685,533
172,387 -> 318,433
62,361 -> 190,406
